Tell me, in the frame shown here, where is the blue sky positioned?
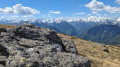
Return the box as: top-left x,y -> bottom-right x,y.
0,0 -> 120,19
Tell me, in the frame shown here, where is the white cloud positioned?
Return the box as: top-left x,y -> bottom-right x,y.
47,14 -> 51,16
116,0 -> 120,4
85,0 -> 120,13
79,5 -> 84,7
73,12 -> 85,15
49,10 -> 61,14
0,4 -> 40,15
92,11 -> 102,15
42,14 -> 51,18
104,14 -> 107,16
22,15 -> 32,18
0,15 -> 7,18
92,11 -> 98,14
98,14 -> 101,15
87,14 -> 92,16
10,15 -> 19,18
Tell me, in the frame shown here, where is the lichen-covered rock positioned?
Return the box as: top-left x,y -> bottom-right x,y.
62,40 -> 78,54
0,23 -> 91,67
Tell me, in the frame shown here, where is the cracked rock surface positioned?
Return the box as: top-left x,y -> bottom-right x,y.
0,23 -> 91,67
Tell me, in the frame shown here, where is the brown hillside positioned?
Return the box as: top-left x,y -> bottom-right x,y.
58,33 -> 120,67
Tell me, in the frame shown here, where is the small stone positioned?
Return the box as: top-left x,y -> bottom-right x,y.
103,47 -> 109,53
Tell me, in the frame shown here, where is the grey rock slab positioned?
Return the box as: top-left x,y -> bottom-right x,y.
0,23 -> 91,67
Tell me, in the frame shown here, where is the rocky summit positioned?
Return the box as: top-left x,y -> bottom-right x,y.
0,23 -> 90,67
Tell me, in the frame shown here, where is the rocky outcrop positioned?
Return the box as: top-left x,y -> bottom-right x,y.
0,23 -> 91,67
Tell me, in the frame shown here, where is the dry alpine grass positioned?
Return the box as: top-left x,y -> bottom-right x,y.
0,24 -> 15,28
58,33 -> 120,67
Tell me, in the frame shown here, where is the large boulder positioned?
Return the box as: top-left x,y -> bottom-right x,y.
0,23 -> 91,67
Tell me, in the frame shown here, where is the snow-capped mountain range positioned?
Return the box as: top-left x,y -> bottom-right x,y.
1,16 -> 120,37
0,16 -> 120,24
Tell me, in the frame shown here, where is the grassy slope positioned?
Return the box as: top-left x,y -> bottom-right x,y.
1,24 -> 120,67
58,33 -> 120,67
0,24 -> 15,28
